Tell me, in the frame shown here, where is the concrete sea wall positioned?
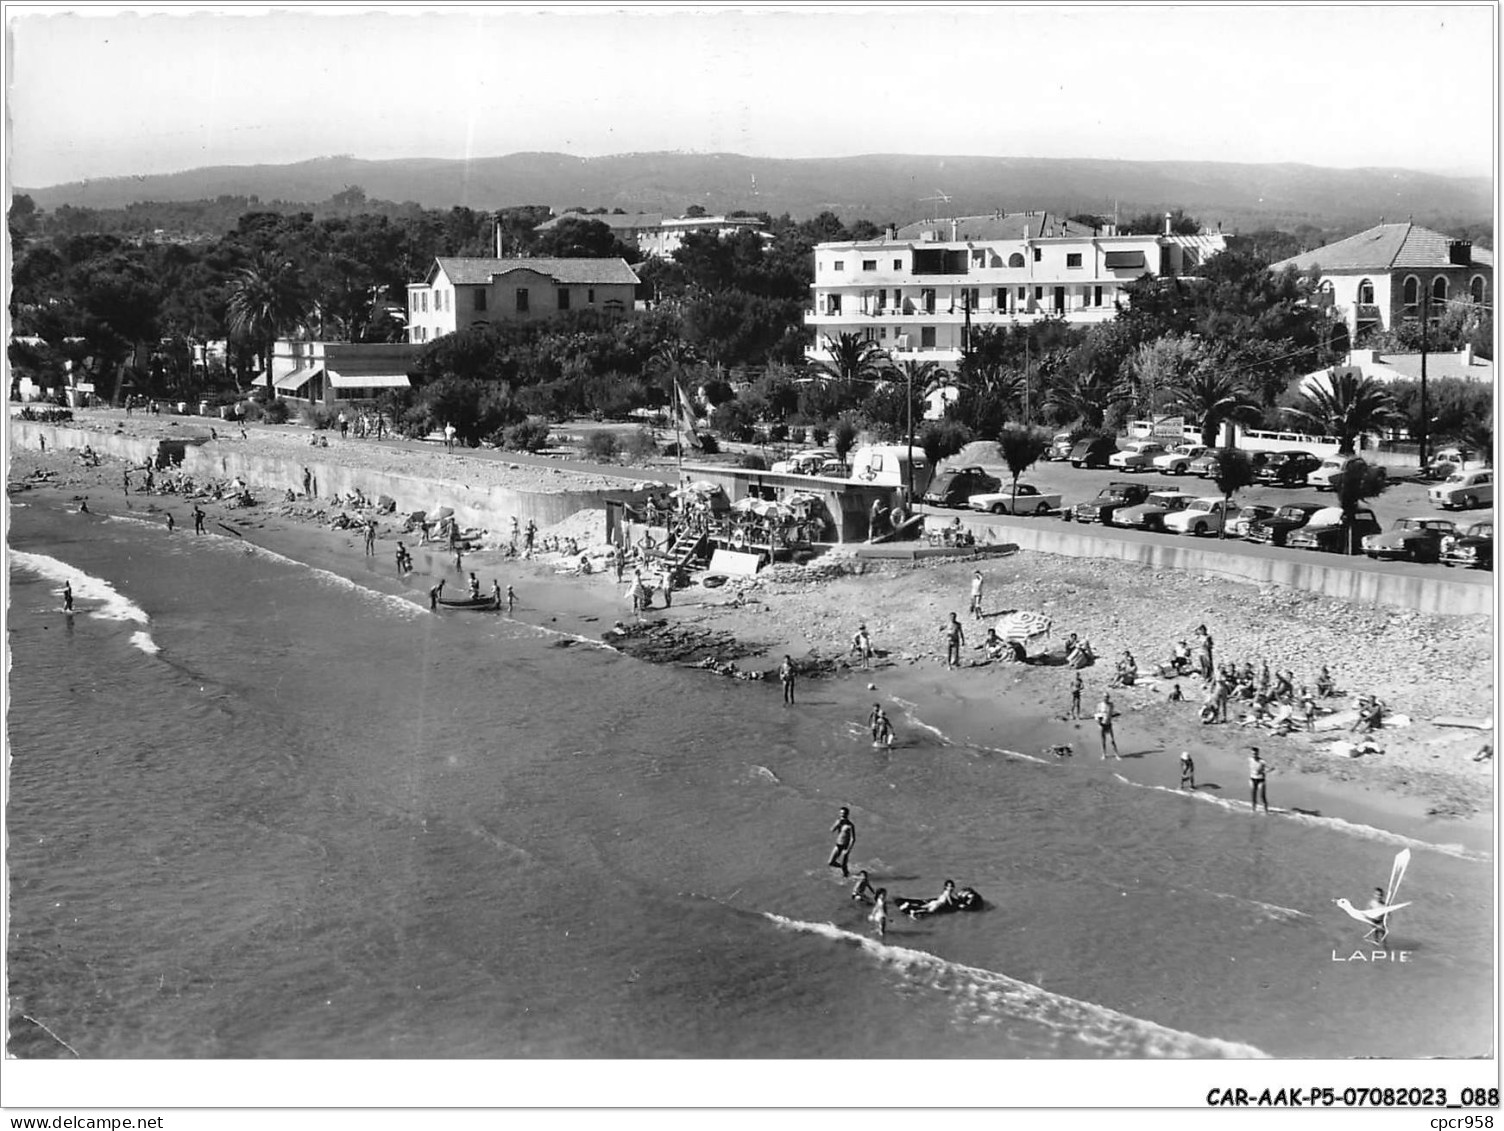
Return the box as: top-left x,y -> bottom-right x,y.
918,506 -> 1494,617
11,420 -> 651,534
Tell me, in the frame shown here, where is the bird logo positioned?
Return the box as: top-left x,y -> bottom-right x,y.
1334,849 -> 1411,944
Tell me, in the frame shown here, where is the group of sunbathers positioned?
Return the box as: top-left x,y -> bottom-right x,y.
1195,659 -> 1342,735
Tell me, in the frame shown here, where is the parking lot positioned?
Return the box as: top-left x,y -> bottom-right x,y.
931,452 -> 1494,569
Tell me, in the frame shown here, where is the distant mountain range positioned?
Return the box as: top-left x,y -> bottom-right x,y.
19,151 -> 1494,234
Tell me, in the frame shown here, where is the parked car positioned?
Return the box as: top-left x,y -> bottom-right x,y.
922,466 -> 1002,507
1308,455 -> 1385,492
1228,503 -> 1277,539
770,449 -> 836,475
1072,481 -> 1153,524
1440,520 -> 1494,570
1163,497 -> 1240,536
1110,489 -> 1198,531
967,482 -> 1062,515
1361,516 -> 1458,563
1191,450 -> 1268,479
1068,436 -> 1119,469
1246,503 -> 1326,547
816,459 -> 847,478
1255,450 -> 1323,487
1428,467 -> 1494,510
1151,443 -> 1208,475
1286,507 -> 1382,554
1425,447 -> 1484,479
1108,441 -> 1168,471
1047,431 -> 1076,461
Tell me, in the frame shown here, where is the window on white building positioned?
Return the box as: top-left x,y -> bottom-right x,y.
1357,279 -> 1375,304
862,259 -> 877,271
1008,253 -> 1025,268
833,260 -> 845,271
421,293 -> 428,312
920,327 -> 936,348
1066,253 -> 1083,268
1033,248 -> 1042,262
893,259 -> 902,270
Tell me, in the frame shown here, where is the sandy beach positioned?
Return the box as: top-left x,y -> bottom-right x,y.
9,411 -> 1495,836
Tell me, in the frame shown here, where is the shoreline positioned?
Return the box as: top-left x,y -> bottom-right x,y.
8,418 -> 1495,851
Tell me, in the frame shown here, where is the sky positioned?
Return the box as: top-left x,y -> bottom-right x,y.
4,4 -> 1497,188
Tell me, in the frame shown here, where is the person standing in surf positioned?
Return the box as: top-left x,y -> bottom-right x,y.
1178,750 -> 1195,790
192,505 -> 206,535
490,579 -> 502,609
62,581 -> 73,612
1094,694 -> 1120,758
506,585 -> 518,615
779,655 -> 796,705
850,870 -> 876,904
1068,671 -> 1084,719
828,807 -> 855,878
165,513 -> 175,534
1248,746 -> 1270,813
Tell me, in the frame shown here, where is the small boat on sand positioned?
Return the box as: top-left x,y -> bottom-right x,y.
436,595 -> 498,610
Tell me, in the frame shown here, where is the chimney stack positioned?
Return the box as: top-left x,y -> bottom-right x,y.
1164,212 -> 1172,236
495,218 -> 503,258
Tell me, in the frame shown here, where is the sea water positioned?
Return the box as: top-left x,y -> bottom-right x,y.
6,500 -> 1493,1059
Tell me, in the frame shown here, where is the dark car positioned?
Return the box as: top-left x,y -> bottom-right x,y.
1287,507 -> 1382,554
922,466 -> 1001,507
1072,481 -> 1152,524
1440,520 -> 1494,570
1246,503 -> 1325,547
1068,436 -> 1119,469
1229,503 -> 1278,539
1361,516 -> 1458,563
1192,450 -> 1269,479
1255,450 -> 1323,487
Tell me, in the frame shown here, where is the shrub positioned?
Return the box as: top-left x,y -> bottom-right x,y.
810,425 -> 830,446
502,418 -> 552,452
790,426 -> 807,444
586,430 -> 622,462
298,403 -> 338,430
768,422 -> 789,443
739,453 -> 768,470
18,406 -> 73,423
697,435 -> 720,455
624,426 -> 658,459
261,399 -> 291,425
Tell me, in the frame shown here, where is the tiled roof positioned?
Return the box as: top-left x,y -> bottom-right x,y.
535,212 -> 663,232
894,212 -> 1100,242
433,257 -> 641,286
1272,222 -> 1487,274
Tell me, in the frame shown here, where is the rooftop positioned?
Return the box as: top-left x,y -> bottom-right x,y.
428,257 -> 641,286
1272,222 -> 1491,274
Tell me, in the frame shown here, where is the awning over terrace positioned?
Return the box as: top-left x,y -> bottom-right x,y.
326,370 -> 411,390
274,365 -> 322,392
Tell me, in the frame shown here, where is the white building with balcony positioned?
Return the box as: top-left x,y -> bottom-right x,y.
805,211 -> 1227,371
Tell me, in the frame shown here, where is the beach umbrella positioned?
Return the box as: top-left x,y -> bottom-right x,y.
433,506 -> 454,519
995,610 -> 1053,642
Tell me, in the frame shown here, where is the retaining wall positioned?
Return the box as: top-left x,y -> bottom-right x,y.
919,506 -> 1493,617
11,420 -> 652,534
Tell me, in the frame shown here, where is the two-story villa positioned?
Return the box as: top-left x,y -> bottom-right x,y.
1270,221 -> 1492,344
405,257 -> 640,344
805,211 -> 1226,370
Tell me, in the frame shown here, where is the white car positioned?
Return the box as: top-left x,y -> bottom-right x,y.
1163,496 -> 1239,536
1151,443 -> 1208,475
770,449 -> 836,475
968,482 -> 1062,515
1428,467 -> 1494,510
1308,455 -> 1385,492
1108,441 -> 1168,470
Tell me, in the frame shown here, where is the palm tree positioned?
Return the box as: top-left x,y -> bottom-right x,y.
226,256 -> 309,394
1282,369 -> 1401,455
1042,371 -> 1122,430
892,358 -> 940,502
1169,370 -> 1262,448
811,332 -> 888,385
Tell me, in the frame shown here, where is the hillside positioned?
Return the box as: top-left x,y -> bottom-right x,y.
19,151 -> 1493,234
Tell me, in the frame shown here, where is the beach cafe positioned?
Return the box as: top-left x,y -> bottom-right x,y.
605,464 -> 911,573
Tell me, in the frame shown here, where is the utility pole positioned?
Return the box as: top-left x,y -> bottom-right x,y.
1419,288 -> 1430,472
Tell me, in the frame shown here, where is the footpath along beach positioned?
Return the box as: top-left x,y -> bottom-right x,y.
8,411 -> 1495,841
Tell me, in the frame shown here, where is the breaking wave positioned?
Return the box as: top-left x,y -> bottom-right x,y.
10,550 -> 160,656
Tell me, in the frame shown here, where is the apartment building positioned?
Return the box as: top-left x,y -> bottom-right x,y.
805,211 -> 1227,370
